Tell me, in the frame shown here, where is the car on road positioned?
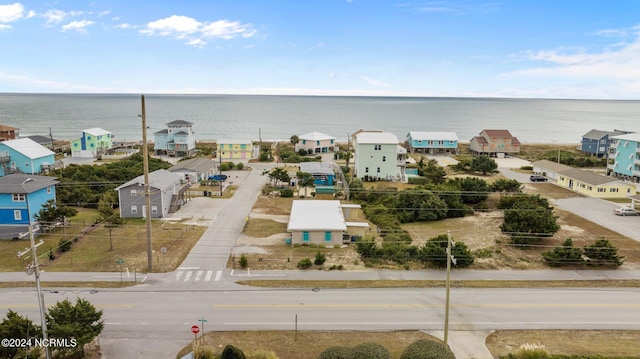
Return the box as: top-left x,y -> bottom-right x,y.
613,207 -> 639,216
208,174 -> 228,181
529,175 -> 548,182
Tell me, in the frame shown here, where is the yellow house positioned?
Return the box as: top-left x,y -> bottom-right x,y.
217,139 -> 254,160
557,168 -> 636,198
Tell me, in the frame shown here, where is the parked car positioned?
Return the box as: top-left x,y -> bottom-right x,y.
208,174 -> 228,181
529,175 -> 548,182
613,207 -> 639,216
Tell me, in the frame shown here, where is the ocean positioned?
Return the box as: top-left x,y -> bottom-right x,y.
1,93 -> 639,144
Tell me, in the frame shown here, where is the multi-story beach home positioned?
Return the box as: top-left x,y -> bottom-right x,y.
354,131 -> 406,181
0,138 -> 56,177
217,139 -> 254,160
0,124 -> 18,141
607,133 -> 640,183
580,129 -> 632,158
70,127 -> 113,158
0,174 -> 59,239
115,169 -> 190,218
295,131 -> 336,154
154,120 -> 196,157
406,131 -> 459,154
469,129 -> 521,157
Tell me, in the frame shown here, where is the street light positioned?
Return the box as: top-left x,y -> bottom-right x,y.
22,179 -> 52,359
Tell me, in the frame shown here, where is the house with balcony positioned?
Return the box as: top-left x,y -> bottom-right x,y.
295,131 -> 336,154
287,200 -> 369,245
354,131 -> 406,181
580,129 -> 632,158
557,168 -> 636,199
70,127 -> 113,158
115,169 -> 190,218
607,133 -> 640,183
406,131 -> 459,154
154,120 -> 196,157
0,138 -> 56,177
469,129 -> 521,157
0,174 -> 59,239
0,124 -> 18,141
217,139 -> 254,160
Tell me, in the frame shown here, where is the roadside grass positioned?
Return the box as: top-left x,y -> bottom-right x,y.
0,281 -> 137,288
486,330 -> 640,358
0,208 -> 206,273
177,330 -> 443,359
242,218 -> 288,238
252,195 -> 294,215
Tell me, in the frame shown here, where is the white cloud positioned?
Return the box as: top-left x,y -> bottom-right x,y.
141,15 -> 257,47
0,24 -> 11,30
62,19 -> 95,32
0,2 -> 24,23
43,9 -> 83,24
114,23 -> 132,29
361,75 -> 389,87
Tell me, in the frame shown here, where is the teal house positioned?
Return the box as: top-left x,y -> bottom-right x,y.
406,131 -> 459,154
70,127 -> 113,158
608,133 -> 640,183
0,138 -> 56,176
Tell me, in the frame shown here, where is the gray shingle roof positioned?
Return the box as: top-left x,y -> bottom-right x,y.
0,174 -> 59,193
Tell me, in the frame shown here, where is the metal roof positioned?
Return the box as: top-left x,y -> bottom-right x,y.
355,132 -> 398,144
83,127 -> 111,136
115,169 -> 182,191
407,131 -> 459,141
558,168 -> 620,186
169,157 -> 217,173
287,200 -> 347,231
299,162 -> 334,175
299,131 -> 335,141
0,138 -> 54,159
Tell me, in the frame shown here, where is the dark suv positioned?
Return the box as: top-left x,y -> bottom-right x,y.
529,175 -> 548,182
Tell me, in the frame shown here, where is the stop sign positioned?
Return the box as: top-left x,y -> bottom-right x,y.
191,325 -> 200,334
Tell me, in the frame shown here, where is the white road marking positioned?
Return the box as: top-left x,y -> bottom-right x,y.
184,271 -> 193,281
194,270 -> 203,281
214,271 -> 222,281
204,270 -> 213,281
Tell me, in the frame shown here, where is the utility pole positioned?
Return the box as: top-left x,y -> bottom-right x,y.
141,95 -> 153,271
444,230 -> 455,351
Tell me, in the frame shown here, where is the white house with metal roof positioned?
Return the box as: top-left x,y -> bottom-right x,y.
115,169 -> 190,218
354,131 -> 406,181
0,138 -> 56,176
295,131 -> 336,154
287,200 -> 369,245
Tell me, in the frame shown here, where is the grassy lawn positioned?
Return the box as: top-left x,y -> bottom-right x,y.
1,208 -> 206,273
242,218 -> 288,238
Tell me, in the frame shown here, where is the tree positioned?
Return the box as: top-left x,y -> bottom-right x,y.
221,344 -> 247,359
469,155 -> 498,175
400,339 -> 455,359
417,159 -> 446,184
34,199 -> 78,227
0,310 -> 41,359
297,171 -> 315,196
419,234 -> 474,268
583,239 -> 624,267
542,238 -> 584,267
46,297 -> 104,357
490,178 -> 522,193
268,168 -> 290,186
352,342 -> 392,359
314,251 -> 326,265
289,134 -> 299,146
500,195 -> 560,246
395,188 -> 448,223
447,177 -> 490,204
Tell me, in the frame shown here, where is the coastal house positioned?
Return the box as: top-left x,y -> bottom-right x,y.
469,129 -> 521,157
115,169 -> 190,219
299,162 -> 335,186
406,131 -> 459,154
295,131 -> 336,154
217,139 -> 254,160
531,160 -> 573,181
0,125 -> 18,141
557,168 -> 636,198
353,131 -> 406,181
607,133 -> 640,183
70,127 -> 113,158
168,157 -> 217,184
0,174 -> 59,239
0,138 -> 56,177
580,129 -> 632,158
286,200 -> 369,245
154,120 -> 196,157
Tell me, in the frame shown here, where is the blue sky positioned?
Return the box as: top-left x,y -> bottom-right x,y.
1,1 -> 639,99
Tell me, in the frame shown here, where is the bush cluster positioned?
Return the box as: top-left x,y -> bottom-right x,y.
543,238 -> 624,267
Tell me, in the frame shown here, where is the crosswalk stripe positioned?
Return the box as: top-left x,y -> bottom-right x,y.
214,270 -> 222,281
175,270 -> 184,281
184,271 -> 193,281
194,270 -> 203,281
204,270 -> 213,281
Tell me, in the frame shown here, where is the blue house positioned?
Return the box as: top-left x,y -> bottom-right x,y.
406,131 -> 459,154
0,174 -> 59,239
0,138 -> 56,177
299,162 -> 335,186
154,120 -> 196,157
580,129 -> 632,158
608,133 -> 640,183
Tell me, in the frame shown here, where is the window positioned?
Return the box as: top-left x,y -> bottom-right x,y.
324,231 -> 332,242
47,186 -> 52,194
377,167 -> 381,173
302,231 -> 310,242
374,144 -> 381,151
598,188 -> 606,192
131,205 -> 138,214
382,156 -> 386,162
151,206 -> 158,214
610,188 -> 619,193
12,194 -> 25,202
14,210 -> 22,221
316,141 -> 320,145
130,189 -> 137,196
365,167 -> 369,173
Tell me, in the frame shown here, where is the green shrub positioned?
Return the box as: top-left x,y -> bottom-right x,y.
58,239 -> 72,253
221,344 -> 246,359
351,342 -> 391,359
280,188 -> 294,197
317,346 -> 353,359
239,254 -> 248,269
314,251 -> 327,265
297,258 -> 313,269
400,339 -> 455,359
236,162 -> 244,170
